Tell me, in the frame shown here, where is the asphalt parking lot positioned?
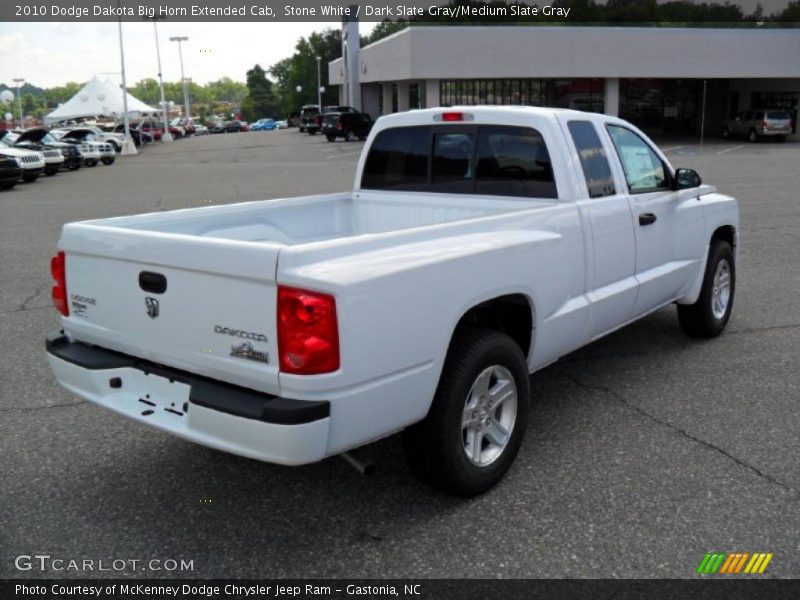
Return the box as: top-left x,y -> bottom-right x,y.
1,130 -> 798,579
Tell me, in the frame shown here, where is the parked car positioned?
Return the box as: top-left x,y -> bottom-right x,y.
194,124 -> 209,136
51,129 -> 115,166
136,120 -> 182,142
0,139 -> 45,182
251,118 -> 278,131
223,120 -> 245,133
298,104 -> 320,133
4,128 -> 76,173
276,120 -> 289,129
0,154 -> 23,190
44,107 -> 738,495
110,123 -> 152,147
171,118 -> 196,137
60,125 -> 126,152
307,106 -> 360,135
322,111 -> 373,142
722,109 -> 792,142
287,111 -> 301,128
208,121 -> 225,134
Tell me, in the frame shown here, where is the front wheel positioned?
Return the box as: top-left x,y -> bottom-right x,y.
101,157 -> 115,166
45,168 -> 59,176
678,240 -> 735,338
748,129 -> 759,143
403,327 -> 530,496
22,173 -> 39,183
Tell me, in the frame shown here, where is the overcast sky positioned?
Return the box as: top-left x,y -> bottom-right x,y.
0,22 -> 378,89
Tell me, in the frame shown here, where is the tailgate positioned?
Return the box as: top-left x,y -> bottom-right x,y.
59,223 -> 282,395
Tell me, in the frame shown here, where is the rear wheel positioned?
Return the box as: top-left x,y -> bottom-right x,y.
748,129 -> 759,143
678,240 -> 735,338
101,157 -> 115,166
721,127 -> 730,139
345,130 -> 356,142
85,160 -> 98,167
326,134 -> 336,142
403,327 -> 530,496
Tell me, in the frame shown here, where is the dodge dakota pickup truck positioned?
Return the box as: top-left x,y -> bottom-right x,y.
46,107 -> 738,495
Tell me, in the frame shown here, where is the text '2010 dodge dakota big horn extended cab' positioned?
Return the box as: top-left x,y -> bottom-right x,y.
46,107 -> 738,495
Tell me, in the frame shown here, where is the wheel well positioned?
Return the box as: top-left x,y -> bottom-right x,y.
453,294 -> 534,360
711,225 -> 735,248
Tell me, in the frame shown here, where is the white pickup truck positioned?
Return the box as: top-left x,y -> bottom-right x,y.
46,107 -> 738,495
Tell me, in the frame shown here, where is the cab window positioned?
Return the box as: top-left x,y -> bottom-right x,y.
606,125 -> 669,194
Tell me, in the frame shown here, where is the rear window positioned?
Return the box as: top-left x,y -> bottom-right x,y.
361,124 -> 557,199
767,111 -> 790,120
361,126 -> 430,190
567,120 -> 616,198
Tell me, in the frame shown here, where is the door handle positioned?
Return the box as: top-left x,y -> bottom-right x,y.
639,213 -> 657,226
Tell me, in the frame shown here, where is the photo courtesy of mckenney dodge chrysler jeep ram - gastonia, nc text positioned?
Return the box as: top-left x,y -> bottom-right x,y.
45,106 -> 738,496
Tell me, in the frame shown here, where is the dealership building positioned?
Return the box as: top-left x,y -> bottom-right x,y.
330,26 -> 800,135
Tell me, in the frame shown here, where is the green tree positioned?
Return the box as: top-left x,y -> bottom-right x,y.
241,64 -> 278,121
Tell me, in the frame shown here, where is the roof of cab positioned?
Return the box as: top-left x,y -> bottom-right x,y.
373,105 -> 607,128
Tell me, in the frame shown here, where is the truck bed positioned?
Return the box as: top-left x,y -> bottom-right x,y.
84,192 -> 534,246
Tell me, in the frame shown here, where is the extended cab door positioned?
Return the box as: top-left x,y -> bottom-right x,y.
604,124 -> 704,315
561,118 -> 638,338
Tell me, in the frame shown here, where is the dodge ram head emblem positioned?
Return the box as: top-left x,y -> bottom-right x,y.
145,297 -> 159,318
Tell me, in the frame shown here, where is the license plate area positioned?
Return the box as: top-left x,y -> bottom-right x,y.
136,371 -> 191,419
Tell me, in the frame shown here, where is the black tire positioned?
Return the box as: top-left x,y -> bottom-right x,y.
299,126 -> 305,133
678,240 -> 735,338
45,168 -> 59,176
357,134 -> 367,141
101,157 -> 115,166
403,327 -> 530,496
22,173 -> 39,183
0,181 -> 15,190
68,164 -> 81,171
85,160 -> 98,167
721,127 -> 730,139
776,135 -> 786,143
345,130 -> 355,142
307,129 -> 318,135
326,134 -> 336,142
748,129 -> 759,143
110,142 -> 121,153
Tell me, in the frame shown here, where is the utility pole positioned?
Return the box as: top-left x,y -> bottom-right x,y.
170,36 -> 191,121
144,16 -> 172,142
12,78 -> 24,128
117,2 -> 136,154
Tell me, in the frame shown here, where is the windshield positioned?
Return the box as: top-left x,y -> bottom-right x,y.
43,133 -> 57,143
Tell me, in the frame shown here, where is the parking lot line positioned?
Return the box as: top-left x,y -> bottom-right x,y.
326,150 -> 363,159
717,144 -> 744,155
661,146 -> 684,152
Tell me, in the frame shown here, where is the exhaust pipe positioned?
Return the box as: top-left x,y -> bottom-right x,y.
340,451 -> 376,477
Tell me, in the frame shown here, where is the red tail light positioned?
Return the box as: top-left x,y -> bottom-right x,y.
315,115 -> 322,126
50,251 -> 69,316
277,286 -> 339,375
336,117 -> 343,130
441,112 -> 464,122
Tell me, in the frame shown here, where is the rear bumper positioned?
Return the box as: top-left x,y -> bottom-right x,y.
45,333 -> 330,465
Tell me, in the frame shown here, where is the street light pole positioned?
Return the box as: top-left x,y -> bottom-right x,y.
116,4 -> 136,155
145,17 -> 172,142
316,56 -> 322,110
12,78 -> 24,128
170,36 -> 191,121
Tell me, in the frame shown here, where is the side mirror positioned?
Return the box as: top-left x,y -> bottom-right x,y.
673,168 -> 702,190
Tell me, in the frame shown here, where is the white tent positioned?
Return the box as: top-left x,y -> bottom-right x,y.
44,76 -> 159,124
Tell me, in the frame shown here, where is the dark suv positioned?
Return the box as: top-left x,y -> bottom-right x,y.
299,105 -> 320,133
322,110 -> 373,142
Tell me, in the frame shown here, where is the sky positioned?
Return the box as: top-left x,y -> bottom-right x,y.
0,22 -> 377,89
